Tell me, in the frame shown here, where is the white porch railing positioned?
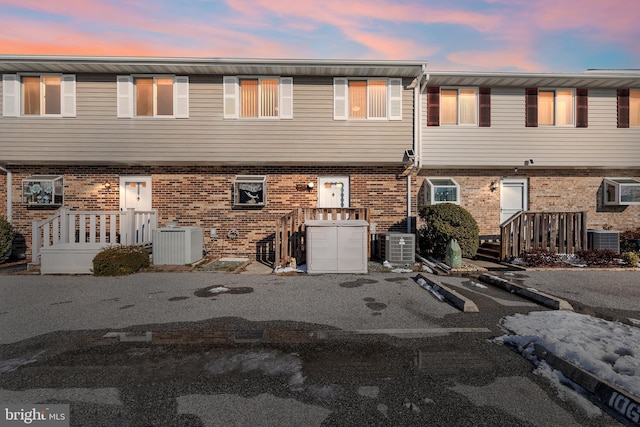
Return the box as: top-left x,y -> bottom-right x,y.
32,207 -> 157,264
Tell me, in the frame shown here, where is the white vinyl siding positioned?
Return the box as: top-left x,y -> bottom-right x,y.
334,78 -> 402,121
1,75 -> 413,165
422,87 -> 640,168
117,75 -> 188,118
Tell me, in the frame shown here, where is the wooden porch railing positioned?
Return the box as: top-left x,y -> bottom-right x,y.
32,207 -> 157,264
500,210 -> 587,259
274,207 -> 370,268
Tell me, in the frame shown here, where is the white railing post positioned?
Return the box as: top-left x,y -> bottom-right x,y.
31,220 -> 41,264
59,207 -> 69,244
126,208 -> 136,244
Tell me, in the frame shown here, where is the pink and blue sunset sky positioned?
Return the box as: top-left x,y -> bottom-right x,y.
1,0 -> 638,72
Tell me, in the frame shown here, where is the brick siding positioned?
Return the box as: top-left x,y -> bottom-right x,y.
7,165 -> 419,262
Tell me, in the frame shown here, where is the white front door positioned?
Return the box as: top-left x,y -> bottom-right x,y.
318,176 -> 350,208
500,178 -> 528,224
119,176 -> 152,211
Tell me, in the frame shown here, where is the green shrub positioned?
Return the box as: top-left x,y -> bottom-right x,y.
92,245 -> 150,276
622,251 -> 639,267
418,203 -> 479,259
0,216 -> 15,263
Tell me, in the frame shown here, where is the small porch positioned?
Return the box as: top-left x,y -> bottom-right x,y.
32,207 -> 157,274
478,210 -> 588,261
275,207 -> 370,268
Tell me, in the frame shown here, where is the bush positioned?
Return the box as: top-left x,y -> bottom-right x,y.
0,216 -> 15,263
622,251 -> 639,267
418,203 -> 479,258
519,249 -> 562,267
92,245 -> 150,276
575,249 -> 619,266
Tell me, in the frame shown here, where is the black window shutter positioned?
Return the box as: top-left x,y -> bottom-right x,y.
576,88 -> 588,128
618,89 -> 630,128
427,86 -> 440,126
479,87 -> 491,127
525,88 -> 538,127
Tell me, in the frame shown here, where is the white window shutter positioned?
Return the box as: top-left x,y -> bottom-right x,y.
174,76 -> 189,118
117,75 -> 133,118
333,78 -> 348,120
279,77 -> 293,119
223,76 -> 238,119
2,74 -> 20,117
388,78 -> 402,120
61,74 -> 76,117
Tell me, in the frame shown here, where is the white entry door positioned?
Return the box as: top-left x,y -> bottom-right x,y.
120,176 -> 152,211
500,178 -> 527,224
318,176 -> 350,208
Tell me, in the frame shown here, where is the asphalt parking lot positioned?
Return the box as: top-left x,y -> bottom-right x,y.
0,266 -> 638,426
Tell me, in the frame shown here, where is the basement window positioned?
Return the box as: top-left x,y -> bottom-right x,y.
603,178 -> 640,205
424,178 -> 460,205
22,175 -> 64,206
234,175 -> 267,207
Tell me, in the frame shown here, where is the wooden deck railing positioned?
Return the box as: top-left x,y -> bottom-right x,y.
32,207 -> 157,264
274,207 -> 370,268
500,210 -> 587,259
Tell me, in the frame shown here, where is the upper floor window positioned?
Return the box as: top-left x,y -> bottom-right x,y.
117,75 -> 189,118
224,76 -> 293,119
426,86 -> 490,127
526,87 -> 586,127
2,74 -> 76,118
334,78 -> 402,120
538,89 -> 574,126
631,90 -> 640,127
441,88 -> 477,125
135,77 -> 174,116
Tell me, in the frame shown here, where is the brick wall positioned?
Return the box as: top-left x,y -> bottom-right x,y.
7,165 -> 418,262
418,169 -> 640,236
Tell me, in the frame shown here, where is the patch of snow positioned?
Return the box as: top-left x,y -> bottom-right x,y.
382,260 -> 393,268
469,281 -> 488,289
422,265 -> 434,274
391,268 -> 413,273
496,310 -> 640,398
416,278 -> 446,302
208,286 -> 230,294
274,264 -> 306,273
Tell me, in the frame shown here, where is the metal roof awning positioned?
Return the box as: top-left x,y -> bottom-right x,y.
0,55 -> 428,78
424,70 -> 640,89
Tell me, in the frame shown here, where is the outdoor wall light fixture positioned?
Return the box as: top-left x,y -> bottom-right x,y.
490,181 -> 498,192
307,182 -> 315,192
104,182 -> 111,190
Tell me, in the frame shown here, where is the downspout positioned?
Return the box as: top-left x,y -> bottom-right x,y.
0,166 -> 11,222
408,66 -> 429,233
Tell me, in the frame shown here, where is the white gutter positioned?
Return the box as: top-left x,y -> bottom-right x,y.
408,66 -> 428,233
0,166 -> 11,222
